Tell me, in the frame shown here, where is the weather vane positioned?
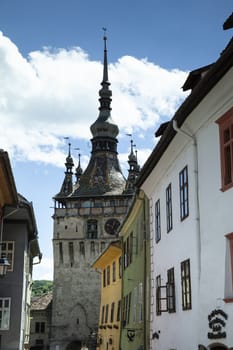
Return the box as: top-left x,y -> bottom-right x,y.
102,27 -> 107,40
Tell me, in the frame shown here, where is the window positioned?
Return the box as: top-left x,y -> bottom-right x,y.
133,286 -> 137,322
116,300 -> 121,321
155,200 -> 161,242
167,268 -> 176,313
106,266 -> 110,285
59,242 -> 63,264
119,256 -> 122,278
216,107 -> 233,191
36,340 -> 44,345
156,275 -> 161,315
112,261 -> 116,282
35,322 -> 45,333
87,220 -> 98,239
166,184 -> 173,232
123,234 -> 134,270
79,241 -> 85,255
122,293 -> 131,326
1,242 -> 14,271
90,241 -> 95,253
101,305 -> 105,324
138,283 -> 143,322
0,298 -> 11,330
69,242 -> 74,266
224,233 -> 233,302
179,166 -> 189,220
103,269 -> 106,288
110,302 -> 115,323
181,259 -> 192,310
125,293 -> 131,325
105,304 -> 109,323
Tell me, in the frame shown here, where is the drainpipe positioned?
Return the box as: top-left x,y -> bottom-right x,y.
172,120 -> 201,281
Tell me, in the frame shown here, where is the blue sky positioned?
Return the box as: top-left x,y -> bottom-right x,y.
0,0 -> 232,279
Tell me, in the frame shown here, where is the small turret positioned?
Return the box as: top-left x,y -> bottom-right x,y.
56,143 -> 74,198
124,136 -> 140,194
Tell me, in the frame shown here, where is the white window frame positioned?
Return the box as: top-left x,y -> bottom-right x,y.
0,297 -> 11,330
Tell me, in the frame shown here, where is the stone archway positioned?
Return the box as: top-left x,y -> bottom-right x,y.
66,340 -> 82,350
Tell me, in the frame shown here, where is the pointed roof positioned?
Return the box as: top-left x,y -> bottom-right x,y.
90,34 -> 119,139
72,34 -> 126,197
55,143 -> 74,198
124,137 -> 140,194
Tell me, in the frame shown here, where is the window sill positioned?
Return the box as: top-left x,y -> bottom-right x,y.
223,297 -> 233,303
220,182 -> 233,192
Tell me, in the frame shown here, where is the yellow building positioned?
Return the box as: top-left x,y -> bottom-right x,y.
92,240 -> 122,350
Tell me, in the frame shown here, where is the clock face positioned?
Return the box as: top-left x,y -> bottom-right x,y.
105,218 -> 120,235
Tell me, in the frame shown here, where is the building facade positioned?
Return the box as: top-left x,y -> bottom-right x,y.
0,150 -> 41,350
50,36 -> 139,350
119,190 -> 150,350
92,241 -> 122,350
29,293 -> 52,350
137,28 -> 233,350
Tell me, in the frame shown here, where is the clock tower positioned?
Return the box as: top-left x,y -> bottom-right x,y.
50,35 -> 140,350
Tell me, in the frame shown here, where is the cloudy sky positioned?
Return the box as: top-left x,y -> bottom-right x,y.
0,0 -> 232,279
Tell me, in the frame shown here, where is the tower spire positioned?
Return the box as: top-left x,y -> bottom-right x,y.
103,28 -> 108,83
56,141 -> 74,198
124,134 -> 141,194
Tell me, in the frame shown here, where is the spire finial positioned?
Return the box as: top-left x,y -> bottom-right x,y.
102,27 -> 108,83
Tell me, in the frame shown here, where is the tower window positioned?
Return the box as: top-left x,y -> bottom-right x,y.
87,220 -> 98,239
59,242 -> 63,264
69,242 -> 74,267
79,241 -> 85,255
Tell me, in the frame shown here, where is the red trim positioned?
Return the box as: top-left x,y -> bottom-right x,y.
216,107 -> 233,191
223,297 -> 233,303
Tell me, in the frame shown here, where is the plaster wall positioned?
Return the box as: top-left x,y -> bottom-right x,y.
141,66 -> 233,349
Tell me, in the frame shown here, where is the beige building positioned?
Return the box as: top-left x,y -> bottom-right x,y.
92,240 -> 122,350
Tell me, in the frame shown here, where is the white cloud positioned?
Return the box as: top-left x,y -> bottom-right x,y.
0,31 -> 188,167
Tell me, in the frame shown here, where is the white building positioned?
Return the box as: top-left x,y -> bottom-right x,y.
137,27 -> 233,350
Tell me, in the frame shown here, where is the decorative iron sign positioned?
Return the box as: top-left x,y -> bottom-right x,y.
207,309 -> 228,339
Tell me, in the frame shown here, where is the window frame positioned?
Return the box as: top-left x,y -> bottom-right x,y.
181,259 -> 192,310
216,106 -> 233,191
156,275 -> 161,316
155,199 -> 161,242
179,166 -> 189,221
106,266 -> 110,285
112,261 -> 116,282
166,183 -> 173,233
1,241 -> 14,271
167,267 -> 176,313
0,298 -> 11,330
87,219 -> 98,239
224,232 -> 233,302
35,321 -> 45,333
